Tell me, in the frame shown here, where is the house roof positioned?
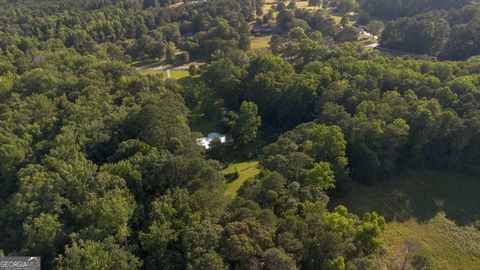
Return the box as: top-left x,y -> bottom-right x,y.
196,132 -> 227,149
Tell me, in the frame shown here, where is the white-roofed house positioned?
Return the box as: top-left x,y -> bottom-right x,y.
196,132 -> 229,149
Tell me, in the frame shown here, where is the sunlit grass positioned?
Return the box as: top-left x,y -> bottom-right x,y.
296,1 -> 320,10
333,170 -> 480,269
137,69 -> 166,78
384,215 -> 480,269
169,70 -> 190,79
251,35 -> 272,50
224,161 -> 260,198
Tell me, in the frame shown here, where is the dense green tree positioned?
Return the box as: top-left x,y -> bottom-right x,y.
356,212 -> 386,255
202,58 -> 246,108
23,214 -> 64,266
135,92 -> 195,154
56,237 -> 141,270
222,217 -> 276,267
305,162 -> 335,190
361,0 -> 470,19
4,1 -> 480,269
244,53 -> 295,123
263,247 -> 298,270
231,101 -> 262,145
337,0 -> 356,12
72,188 -> 136,241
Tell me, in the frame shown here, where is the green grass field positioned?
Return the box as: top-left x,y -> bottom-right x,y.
169,70 -> 190,79
296,1 -> 320,10
131,59 -> 161,68
251,35 -> 272,51
329,10 -> 358,26
333,170 -> 480,269
137,69 -> 166,78
224,161 -> 260,198
136,68 -> 190,80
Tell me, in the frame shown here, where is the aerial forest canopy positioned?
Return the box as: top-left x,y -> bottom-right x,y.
1,0 -> 480,269
357,0 -> 480,60
379,5 -> 480,60
361,0 -> 472,19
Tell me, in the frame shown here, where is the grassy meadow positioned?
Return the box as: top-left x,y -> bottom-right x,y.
333,170 -> 480,269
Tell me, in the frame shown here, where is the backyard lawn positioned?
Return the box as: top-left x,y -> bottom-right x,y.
224,161 -> 260,198
137,69 -> 166,78
169,69 -> 190,79
251,35 -> 272,50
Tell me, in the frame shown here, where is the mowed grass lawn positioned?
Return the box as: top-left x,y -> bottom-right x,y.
137,69 -> 166,78
169,70 -> 190,79
137,69 -> 190,80
224,161 -> 260,198
333,170 -> 480,270
251,35 -> 272,50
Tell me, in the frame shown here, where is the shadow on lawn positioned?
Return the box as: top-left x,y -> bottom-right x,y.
336,170 -> 480,227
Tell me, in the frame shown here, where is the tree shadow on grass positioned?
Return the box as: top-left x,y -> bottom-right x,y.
336,170 -> 480,226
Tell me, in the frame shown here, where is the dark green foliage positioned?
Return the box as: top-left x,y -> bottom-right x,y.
361,0 -> 471,19
231,101 -> 262,145
0,0 -> 258,65
0,50 -> 226,268
3,0 -> 480,269
261,123 -> 350,190
380,5 -> 480,60
135,92 -> 196,154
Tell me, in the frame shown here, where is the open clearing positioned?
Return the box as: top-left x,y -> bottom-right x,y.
333,170 -> 480,269
137,69 -> 166,76
224,161 -> 260,198
169,69 -> 190,79
263,0 -> 276,14
251,35 -> 272,50
296,1 -> 320,10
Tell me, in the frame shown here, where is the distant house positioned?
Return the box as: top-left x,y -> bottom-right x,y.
196,132 -> 229,149
252,24 -> 274,35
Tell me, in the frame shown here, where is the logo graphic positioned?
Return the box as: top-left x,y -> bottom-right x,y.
0,257 -> 41,270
